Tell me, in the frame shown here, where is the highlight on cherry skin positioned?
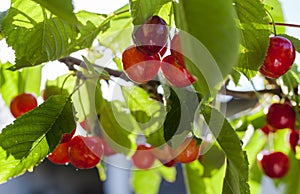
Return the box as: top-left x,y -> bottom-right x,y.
173,137 -> 201,164
122,45 -> 161,83
10,93 -> 38,118
257,151 -> 289,179
132,15 -> 168,55
259,36 -> 295,79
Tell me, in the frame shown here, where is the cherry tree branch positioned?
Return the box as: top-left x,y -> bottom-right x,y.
59,56 -> 283,100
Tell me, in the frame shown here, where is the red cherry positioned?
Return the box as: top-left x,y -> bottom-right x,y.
10,93 -> 38,118
266,103 -> 296,130
174,138 -> 200,163
48,141 -> 71,165
260,124 -> 271,135
122,45 -> 161,83
151,145 -> 176,167
259,36 -> 295,79
101,137 -> 116,156
61,128 -> 76,143
257,151 -> 289,179
161,55 -> 196,87
132,144 -> 155,169
288,129 -> 299,153
132,15 -> 168,55
68,135 -> 103,169
170,33 -> 185,67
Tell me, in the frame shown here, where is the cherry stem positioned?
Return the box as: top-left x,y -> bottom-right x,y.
269,22 -> 300,29
265,9 -> 277,36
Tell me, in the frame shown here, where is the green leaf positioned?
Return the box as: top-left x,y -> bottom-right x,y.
132,169 -> 161,194
129,0 -> 171,25
0,10 -> 8,40
199,104 -> 250,194
0,95 -> 75,183
98,5 -> 132,54
2,0 -> 107,69
0,62 -> 41,105
183,160 -> 225,194
99,100 -> 137,155
173,0 -> 239,96
32,0 -> 78,24
233,0 -> 270,79
282,154 -> 300,194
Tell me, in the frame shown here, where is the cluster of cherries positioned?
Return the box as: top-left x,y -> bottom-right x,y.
9,92 -> 203,169
122,15 -> 196,87
257,101 -> 297,179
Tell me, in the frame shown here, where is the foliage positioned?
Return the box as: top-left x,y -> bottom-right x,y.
0,0 -> 299,194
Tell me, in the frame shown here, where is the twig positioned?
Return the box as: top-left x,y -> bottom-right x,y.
223,87 -> 282,99
269,22 -> 300,29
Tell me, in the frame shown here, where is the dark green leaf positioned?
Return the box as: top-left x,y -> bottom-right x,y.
32,0 -> 78,24
199,104 -> 250,194
0,95 -> 75,183
233,0 -> 270,79
0,10 -> 8,40
173,0 -> 239,96
129,0 -> 171,25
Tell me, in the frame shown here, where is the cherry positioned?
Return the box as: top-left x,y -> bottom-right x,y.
257,151 -> 289,179
101,137 -> 116,156
61,128 -> 76,143
132,144 -> 156,169
151,145 -> 176,167
10,93 -> 38,118
132,15 -> 168,55
48,141 -> 71,165
260,124 -> 271,135
259,36 -> 295,79
68,135 -> 103,169
170,33 -> 185,67
161,55 -> 196,87
174,137 -> 200,163
288,129 -> 299,153
122,45 -> 161,83
266,102 -> 296,130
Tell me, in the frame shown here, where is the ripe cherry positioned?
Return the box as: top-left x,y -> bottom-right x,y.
68,135 -> 103,169
288,129 -> 299,153
10,93 -> 38,118
257,151 -> 289,179
174,137 -> 200,163
122,45 -> 161,83
61,128 -> 76,143
259,36 -> 295,79
260,124 -> 271,135
101,137 -> 116,156
170,33 -> 185,67
161,55 -> 196,87
132,15 -> 168,55
48,141 -> 71,165
266,102 -> 296,130
151,145 -> 176,167
132,144 -> 156,169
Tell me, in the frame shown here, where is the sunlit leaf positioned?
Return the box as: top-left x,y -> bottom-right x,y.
0,95 -> 75,183
233,0 -> 270,79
